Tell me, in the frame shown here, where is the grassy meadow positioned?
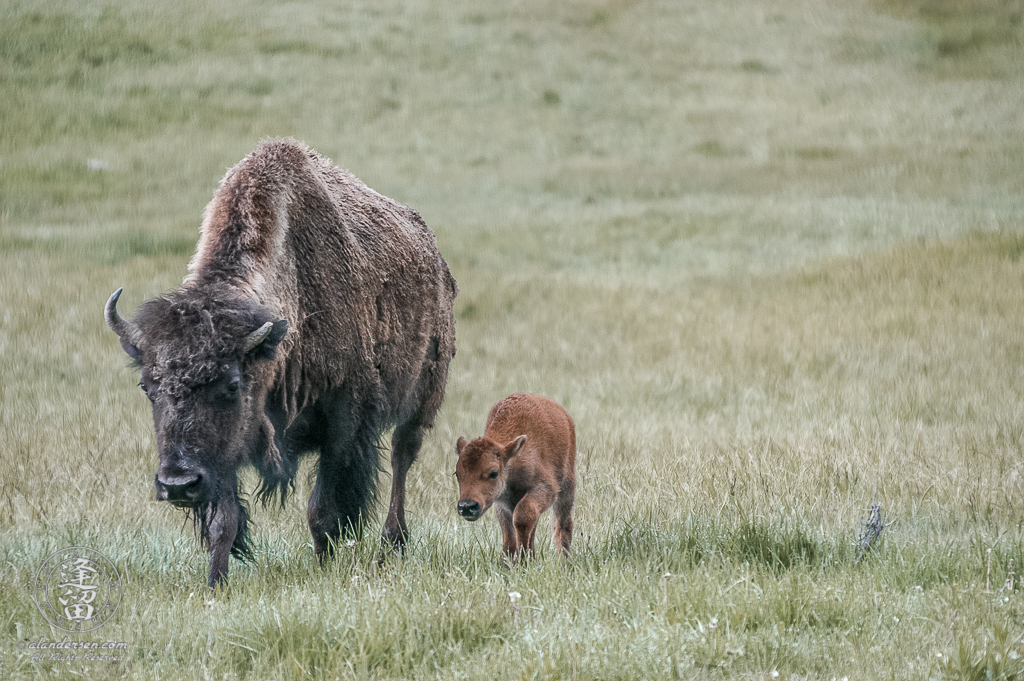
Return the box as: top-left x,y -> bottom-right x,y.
2,0 -> 1024,678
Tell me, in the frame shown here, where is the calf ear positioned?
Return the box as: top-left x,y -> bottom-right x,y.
505,435 -> 527,460
455,437 -> 467,457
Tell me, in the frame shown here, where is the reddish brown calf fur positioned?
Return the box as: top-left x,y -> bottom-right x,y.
455,393 -> 576,561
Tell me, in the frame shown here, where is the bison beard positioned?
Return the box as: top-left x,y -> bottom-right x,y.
193,492 -> 251,560
106,139 -> 457,587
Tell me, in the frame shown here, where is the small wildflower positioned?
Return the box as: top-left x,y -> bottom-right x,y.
509,591 -> 522,627
345,539 -> 357,549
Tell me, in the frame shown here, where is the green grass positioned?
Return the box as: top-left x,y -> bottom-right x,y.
876,0 -> 1024,77
2,0 -> 1024,678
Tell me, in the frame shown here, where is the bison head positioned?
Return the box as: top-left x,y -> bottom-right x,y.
454,434 -> 527,521
105,286 -> 288,518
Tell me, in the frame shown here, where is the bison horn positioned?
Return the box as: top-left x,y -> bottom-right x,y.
105,288 -> 142,346
243,322 -> 275,353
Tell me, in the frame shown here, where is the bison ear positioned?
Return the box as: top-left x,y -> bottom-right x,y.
119,337 -> 142,362
455,437 -> 467,457
245,319 -> 288,358
267,319 -> 288,347
505,435 -> 527,460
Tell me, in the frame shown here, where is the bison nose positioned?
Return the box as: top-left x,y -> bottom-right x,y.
155,473 -> 204,505
457,499 -> 481,519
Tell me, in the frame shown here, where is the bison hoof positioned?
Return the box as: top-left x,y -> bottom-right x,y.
378,527 -> 408,563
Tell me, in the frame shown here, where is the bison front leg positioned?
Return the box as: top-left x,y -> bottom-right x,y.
308,420 -> 379,559
382,419 -> 425,551
206,500 -> 240,588
307,461 -> 375,559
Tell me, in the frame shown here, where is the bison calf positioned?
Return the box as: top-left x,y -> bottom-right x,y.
455,393 -> 576,561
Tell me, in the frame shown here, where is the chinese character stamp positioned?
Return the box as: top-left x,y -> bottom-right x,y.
33,547 -> 121,633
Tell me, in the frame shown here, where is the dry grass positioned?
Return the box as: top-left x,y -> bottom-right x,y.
2,0 -> 1024,678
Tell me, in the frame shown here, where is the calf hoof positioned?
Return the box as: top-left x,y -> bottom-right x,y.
502,548 -> 533,568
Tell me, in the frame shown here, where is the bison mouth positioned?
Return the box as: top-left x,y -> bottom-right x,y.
171,497 -> 254,563
155,471 -> 208,507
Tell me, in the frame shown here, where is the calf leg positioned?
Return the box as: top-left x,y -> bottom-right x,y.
552,480 -> 575,555
496,505 -> 519,558
382,418 -> 425,549
511,490 -> 555,563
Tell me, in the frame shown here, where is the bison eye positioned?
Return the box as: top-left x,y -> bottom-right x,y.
138,381 -> 153,400
488,470 -> 499,479
221,377 -> 241,400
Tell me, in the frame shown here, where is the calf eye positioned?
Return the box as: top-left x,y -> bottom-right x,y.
226,379 -> 240,394
488,470 -> 499,479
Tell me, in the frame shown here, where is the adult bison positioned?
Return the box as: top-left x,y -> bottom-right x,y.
105,138 -> 457,586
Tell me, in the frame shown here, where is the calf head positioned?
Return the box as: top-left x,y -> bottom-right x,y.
105,285 -> 287,582
454,434 -> 527,521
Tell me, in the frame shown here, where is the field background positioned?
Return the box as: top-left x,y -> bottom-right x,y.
2,0 -> 1024,678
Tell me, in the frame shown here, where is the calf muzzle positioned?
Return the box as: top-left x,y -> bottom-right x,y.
457,499 -> 481,520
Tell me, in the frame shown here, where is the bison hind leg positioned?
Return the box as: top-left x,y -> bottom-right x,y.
381,418 -> 426,551
380,333 -> 454,555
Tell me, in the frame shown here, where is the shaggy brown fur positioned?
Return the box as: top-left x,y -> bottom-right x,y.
106,138 -> 457,587
455,393 -> 576,562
